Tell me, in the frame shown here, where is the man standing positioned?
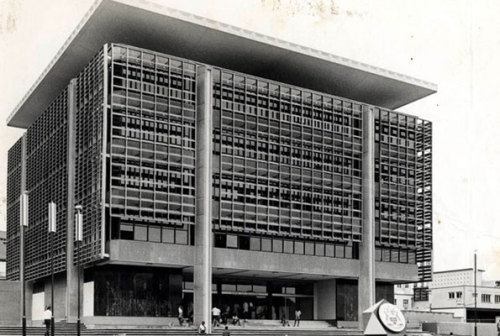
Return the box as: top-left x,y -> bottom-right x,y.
43,306 -> 52,336
178,305 -> 184,326
212,306 -> 221,327
293,308 -> 301,327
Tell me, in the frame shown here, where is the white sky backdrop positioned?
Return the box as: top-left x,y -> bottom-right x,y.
0,0 -> 499,279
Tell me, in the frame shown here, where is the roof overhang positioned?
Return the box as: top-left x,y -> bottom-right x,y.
7,0 -> 437,128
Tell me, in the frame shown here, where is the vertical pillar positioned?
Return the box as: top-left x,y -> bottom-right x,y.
194,65 -> 213,333
66,79 -> 78,322
20,135 -> 27,328
359,106 -> 375,326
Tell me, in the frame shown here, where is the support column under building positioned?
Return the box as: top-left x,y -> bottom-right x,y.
358,106 -> 375,326
194,65 -> 213,333
20,135 -> 27,326
66,79 -> 78,322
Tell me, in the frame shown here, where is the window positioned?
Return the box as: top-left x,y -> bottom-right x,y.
456,291 -> 462,299
495,295 -> 500,304
448,292 -> 455,299
481,294 -> 491,303
403,299 -> 409,309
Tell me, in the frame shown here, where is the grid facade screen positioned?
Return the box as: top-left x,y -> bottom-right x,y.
211,69 -> 363,244
108,45 -> 196,245
374,109 -> 432,278
6,138 -> 23,280
75,49 -> 106,265
6,43 -> 433,280
6,88 -> 69,281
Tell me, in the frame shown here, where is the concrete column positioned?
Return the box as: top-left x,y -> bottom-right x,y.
25,281 -> 33,326
358,106 -> 375,326
20,134 -> 27,326
66,79 -> 78,322
194,65 -> 213,333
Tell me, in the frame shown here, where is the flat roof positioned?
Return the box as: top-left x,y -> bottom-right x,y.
434,268 -> 485,274
7,0 -> 437,128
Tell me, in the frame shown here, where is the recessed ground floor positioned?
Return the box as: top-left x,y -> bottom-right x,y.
23,264 -> 397,326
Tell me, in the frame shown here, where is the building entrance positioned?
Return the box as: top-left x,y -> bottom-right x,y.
209,278 -> 314,321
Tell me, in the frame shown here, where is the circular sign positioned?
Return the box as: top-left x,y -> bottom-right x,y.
377,302 -> 406,333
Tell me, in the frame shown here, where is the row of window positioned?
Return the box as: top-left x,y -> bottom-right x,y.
449,292 -> 500,304
215,71 -> 364,116
213,232 -> 359,259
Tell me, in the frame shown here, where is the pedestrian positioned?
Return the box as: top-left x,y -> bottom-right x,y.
198,321 -> 207,334
178,305 -> 184,326
243,301 -> 249,320
232,313 -> 241,326
281,313 -> 289,327
293,308 -> 301,327
43,306 -> 52,336
222,325 -> 231,336
212,306 -> 221,327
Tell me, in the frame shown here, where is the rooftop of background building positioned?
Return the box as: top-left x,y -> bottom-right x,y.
7,0 -> 437,128
434,268 -> 485,274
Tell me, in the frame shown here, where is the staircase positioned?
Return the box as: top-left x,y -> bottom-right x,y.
0,322 -> 363,336
0,324 -> 435,336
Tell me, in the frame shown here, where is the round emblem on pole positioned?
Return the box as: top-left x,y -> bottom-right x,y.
377,302 -> 406,333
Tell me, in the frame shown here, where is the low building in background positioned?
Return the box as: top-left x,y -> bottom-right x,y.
430,268 -> 500,323
395,283 -> 416,310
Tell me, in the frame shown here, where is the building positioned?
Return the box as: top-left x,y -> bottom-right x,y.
0,231 -> 6,279
394,283 -> 414,310
429,268 -> 500,323
5,0 -> 434,329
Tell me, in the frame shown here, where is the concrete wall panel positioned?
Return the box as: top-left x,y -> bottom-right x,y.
0,281 -> 21,325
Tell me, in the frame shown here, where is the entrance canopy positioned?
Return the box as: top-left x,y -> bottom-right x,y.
7,0 -> 436,128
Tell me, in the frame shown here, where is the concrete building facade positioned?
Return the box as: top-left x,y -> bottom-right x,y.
430,268 -> 500,323
5,0 -> 434,330
0,231 -> 6,280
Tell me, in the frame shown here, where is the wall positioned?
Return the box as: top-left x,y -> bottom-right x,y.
432,285 -> 500,310
336,279 -> 357,321
413,300 -> 431,311
43,273 -> 67,321
0,281 -> 20,325
423,322 -> 498,336
315,279 -> 336,320
32,292 -> 44,322
403,310 -> 461,323
83,281 -> 94,317
375,261 -> 418,282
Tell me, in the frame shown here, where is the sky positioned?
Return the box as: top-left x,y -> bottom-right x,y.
0,0 -> 499,279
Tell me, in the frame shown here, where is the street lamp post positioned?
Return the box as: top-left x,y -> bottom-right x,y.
48,202 -> 57,336
75,205 -> 83,336
474,251 -> 477,336
20,192 -> 28,336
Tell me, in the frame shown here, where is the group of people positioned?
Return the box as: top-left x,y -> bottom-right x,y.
197,321 -> 231,335
211,306 -> 242,327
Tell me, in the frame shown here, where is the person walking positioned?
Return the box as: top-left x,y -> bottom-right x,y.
43,306 -> 52,336
293,308 -> 301,327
